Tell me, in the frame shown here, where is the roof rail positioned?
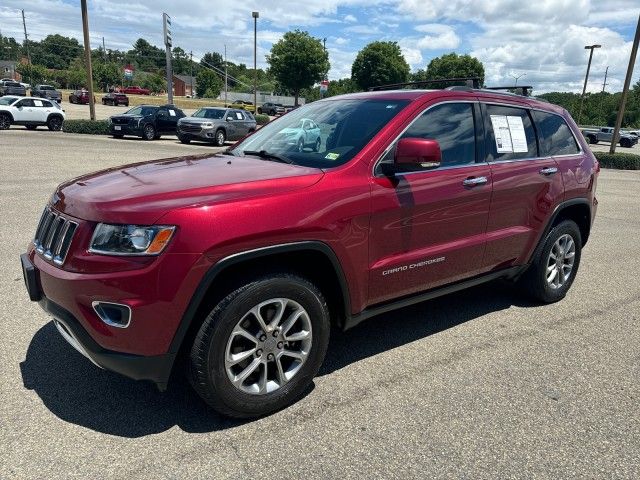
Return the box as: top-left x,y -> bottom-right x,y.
483,86 -> 533,97
369,77 -> 481,91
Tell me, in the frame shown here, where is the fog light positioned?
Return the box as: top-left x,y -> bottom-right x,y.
92,301 -> 132,328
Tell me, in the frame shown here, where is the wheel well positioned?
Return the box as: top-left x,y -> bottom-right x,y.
173,248 -> 348,367
0,111 -> 14,121
47,113 -> 63,122
551,202 -> 591,245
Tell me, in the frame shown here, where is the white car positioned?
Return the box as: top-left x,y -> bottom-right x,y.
271,118 -> 322,152
0,95 -> 65,131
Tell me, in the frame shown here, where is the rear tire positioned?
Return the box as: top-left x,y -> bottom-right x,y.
189,273 -> 330,418
518,220 -> 582,303
215,129 -> 226,147
47,116 -> 63,131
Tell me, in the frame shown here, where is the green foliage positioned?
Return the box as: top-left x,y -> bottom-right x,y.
28,35 -> 83,70
138,73 -> 165,93
351,41 -> 409,91
129,38 -> 165,72
419,53 -> 485,88
201,52 -> 224,70
62,120 -> 110,135
16,63 -> 48,85
267,30 -> 330,105
196,69 -> 223,98
593,151 -> 640,170
0,34 -> 21,61
172,47 -> 192,75
254,114 -> 270,125
93,62 -> 121,92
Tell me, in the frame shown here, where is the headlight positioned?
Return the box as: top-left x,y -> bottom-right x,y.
202,122 -> 214,128
89,224 -> 175,256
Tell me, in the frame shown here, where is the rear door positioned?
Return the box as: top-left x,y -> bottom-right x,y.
368,101 -> 493,305
31,98 -> 53,122
481,102 -> 564,270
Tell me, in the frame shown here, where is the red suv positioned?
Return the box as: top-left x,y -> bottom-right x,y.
21,85 -> 599,418
120,86 -> 150,95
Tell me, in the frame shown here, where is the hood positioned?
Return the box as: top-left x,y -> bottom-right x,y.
179,117 -> 223,125
52,153 -> 324,224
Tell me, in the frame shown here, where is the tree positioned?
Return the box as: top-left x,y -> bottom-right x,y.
196,68 -> 223,98
351,41 -> 409,91
16,63 -> 48,85
129,38 -> 164,71
267,30 -> 329,105
139,73 -> 165,93
172,47 -> 192,75
29,35 -> 83,70
423,53 -> 485,87
200,52 -> 224,71
0,34 -> 22,61
93,62 -> 121,91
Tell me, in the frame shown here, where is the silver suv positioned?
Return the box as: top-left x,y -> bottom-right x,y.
177,107 -> 257,146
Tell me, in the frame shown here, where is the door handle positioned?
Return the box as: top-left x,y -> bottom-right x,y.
463,176 -> 488,187
539,166 -> 558,176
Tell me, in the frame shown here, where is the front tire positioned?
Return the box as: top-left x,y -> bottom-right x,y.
189,273 -> 330,418
215,129 -> 226,147
143,124 -> 156,141
518,220 -> 582,303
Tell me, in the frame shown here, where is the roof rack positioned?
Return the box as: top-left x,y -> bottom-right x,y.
369,77 -> 534,97
368,77 -> 481,91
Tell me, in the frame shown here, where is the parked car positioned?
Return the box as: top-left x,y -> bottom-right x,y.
283,105 -> 299,113
269,117 -> 322,152
120,86 -> 151,95
108,104 -> 185,140
258,102 -> 285,116
31,84 -> 62,103
582,127 -> 638,148
20,84 -> 599,419
0,95 -> 65,130
69,90 -> 95,104
0,80 -> 27,97
177,107 -> 257,146
102,92 -> 129,106
231,99 -> 256,112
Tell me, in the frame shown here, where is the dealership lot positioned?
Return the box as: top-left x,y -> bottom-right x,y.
1,130 -> 639,478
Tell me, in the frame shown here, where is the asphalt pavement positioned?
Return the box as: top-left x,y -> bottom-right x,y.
1,130 -> 639,479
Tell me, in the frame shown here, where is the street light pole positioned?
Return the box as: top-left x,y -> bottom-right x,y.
80,0 -> 96,121
510,72 -> 526,87
252,11 -> 259,111
578,44 -> 601,125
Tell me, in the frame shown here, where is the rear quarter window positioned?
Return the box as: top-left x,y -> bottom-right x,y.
533,110 -> 580,156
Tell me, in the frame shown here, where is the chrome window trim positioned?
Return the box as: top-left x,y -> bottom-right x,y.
373,99 -> 479,177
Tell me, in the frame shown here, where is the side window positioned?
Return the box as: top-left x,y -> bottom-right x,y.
157,108 -> 168,117
485,104 -> 537,161
533,110 -> 580,156
16,99 -> 34,107
392,102 -> 476,167
33,99 -> 44,107
41,100 -> 53,108
235,111 -> 244,120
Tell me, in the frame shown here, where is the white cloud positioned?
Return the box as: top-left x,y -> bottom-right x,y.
334,37 -> 349,45
411,24 -> 460,50
344,14 -> 357,23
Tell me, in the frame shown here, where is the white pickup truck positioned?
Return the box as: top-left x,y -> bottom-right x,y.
582,127 -> 638,148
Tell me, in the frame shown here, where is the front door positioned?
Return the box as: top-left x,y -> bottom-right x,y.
14,99 -> 39,122
368,101 -> 493,305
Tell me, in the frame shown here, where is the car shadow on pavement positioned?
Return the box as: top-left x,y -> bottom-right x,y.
20,280 -> 534,437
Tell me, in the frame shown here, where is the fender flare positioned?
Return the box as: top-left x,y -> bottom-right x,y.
0,110 -> 14,122
166,241 -> 351,355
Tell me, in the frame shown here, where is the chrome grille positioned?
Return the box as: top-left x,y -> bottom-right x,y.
179,123 -> 202,133
33,208 -> 78,266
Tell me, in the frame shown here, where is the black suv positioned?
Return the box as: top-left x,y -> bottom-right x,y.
108,104 -> 185,140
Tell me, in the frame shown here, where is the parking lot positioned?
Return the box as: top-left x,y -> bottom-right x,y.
1,129 -> 639,478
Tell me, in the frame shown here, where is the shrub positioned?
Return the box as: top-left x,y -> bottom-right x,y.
593,151 -> 640,170
254,114 -> 270,125
63,119 -> 110,135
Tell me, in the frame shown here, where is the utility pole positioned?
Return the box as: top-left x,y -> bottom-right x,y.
163,13 -> 173,104
189,50 -> 193,97
578,44 -> 601,125
21,9 -> 31,87
252,11 -> 259,110
610,14 -> 640,154
224,44 -> 228,106
102,36 -> 106,60
601,66 -> 608,92
80,0 -> 96,120
320,37 -> 327,99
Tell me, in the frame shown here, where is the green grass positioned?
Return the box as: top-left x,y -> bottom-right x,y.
593,151 -> 640,170
62,119 -> 110,135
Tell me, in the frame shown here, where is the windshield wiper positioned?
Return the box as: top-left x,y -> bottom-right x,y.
242,150 -> 294,164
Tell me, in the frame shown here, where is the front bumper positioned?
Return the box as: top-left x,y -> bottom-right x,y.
21,253 -> 176,389
110,124 -> 142,136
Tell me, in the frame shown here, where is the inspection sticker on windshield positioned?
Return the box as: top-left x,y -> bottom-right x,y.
325,152 -> 340,160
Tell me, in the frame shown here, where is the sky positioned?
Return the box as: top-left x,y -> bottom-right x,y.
0,0 -> 639,94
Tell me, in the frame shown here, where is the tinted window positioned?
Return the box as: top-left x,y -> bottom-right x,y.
397,102 -> 476,167
193,108 -> 225,119
41,100 -> 53,107
126,106 -> 156,116
533,110 -> 580,156
0,96 -> 18,105
485,104 -> 537,161
16,99 -> 34,107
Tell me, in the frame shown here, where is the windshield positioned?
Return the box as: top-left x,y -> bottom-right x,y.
40,85 -> 54,90
0,96 -> 18,105
192,108 -> 226,119
125,106 -> 156,116
230,98 -> 410,168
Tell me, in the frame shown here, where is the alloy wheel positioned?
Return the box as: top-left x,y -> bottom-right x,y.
546,233 -> 576,289
224,298 -> 313,395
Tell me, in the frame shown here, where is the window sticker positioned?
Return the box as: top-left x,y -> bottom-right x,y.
325,152 -> 340,160
33,100 -> 43,107
490,115 -> 512,153
168,109 -> 176,116
507,116 -> 528,153
235,112 -> 243,120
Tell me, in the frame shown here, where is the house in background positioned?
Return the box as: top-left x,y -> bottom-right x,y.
172,74 -> 197,97
0,61 -> 21,81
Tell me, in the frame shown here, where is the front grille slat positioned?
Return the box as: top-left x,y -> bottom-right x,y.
179,123 -> 202,133
33,207 -> 78,266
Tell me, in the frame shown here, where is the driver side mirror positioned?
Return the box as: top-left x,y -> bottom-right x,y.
382,138 -> 441,175
226,116 -> 234,122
